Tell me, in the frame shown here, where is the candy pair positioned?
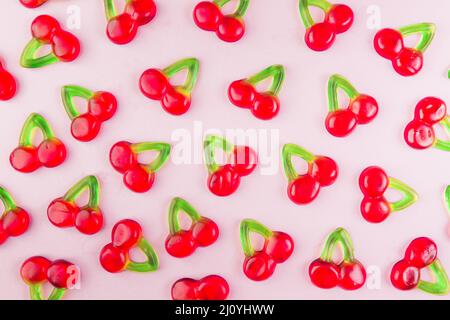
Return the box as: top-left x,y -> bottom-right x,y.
391,237 -> 449,295
193,0 -> 249,42
21,256 -> 79,300
172,275 -> 229,300
0,187 -> 30,246
21,15 -> 80,68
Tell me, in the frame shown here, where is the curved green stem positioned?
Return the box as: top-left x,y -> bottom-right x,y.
298,0 -> 332,29
240,219 -> 273,257
319,228 -> 355,263
19,113 -> 55,146
131,142 -> 171,172
327,74 -> 359,112
168,197 -> 202,235
434,117 -> 450,152
203,135 -> 233,173
29,284 -> 66,300
64,176 -> 100,209
418,259 -> 450,295
247,65 -> 285,96
126,238 -> 159,272
398,23 -> 436,53
61,85 -> 94,120
104,0 -> 118,20
214,0 -> 249,17
20,38 -> 58,68
162,58 -> 200,93
388,178 -> 418,212
445,185 -> 450,215
48,288 -> 66,300
0,187 -> 17,212
282,143 -> 316,181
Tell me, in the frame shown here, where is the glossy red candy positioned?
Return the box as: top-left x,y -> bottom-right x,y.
20,256 -> 52,285
0,60 -> 17,101
20,0 -> 48,8
391,260 -> 420,290
172,275 -> 229,300
404,237 -> 437,268
47,260 -> 78,289
207,164 -> 241,197
309,259 -> 340,289
243,251 -> 276,281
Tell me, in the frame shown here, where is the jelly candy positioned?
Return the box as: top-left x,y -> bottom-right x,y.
172,275 -> 229,300
0,186 -> 30,245
19,0 -> 48,8
99,219 -> 159,273
0,59 -> 17,101
110,141 -> 171,193
309,228 -> 366,290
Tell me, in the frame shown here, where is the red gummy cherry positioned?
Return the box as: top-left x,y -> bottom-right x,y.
110,141 -> 137,173
360,196 -> 391,223
0,223 -> 8,245
123,165 -> 155,193
392,48 -> 423,77
139,69 -> 169,100
112,219 -> 142,250
391,260 -> 420,290
107,13 -> 138,45
207,164 -> 241,196
287,175 -> 320,205
31,15 -> 60,43
162,86 -> 191,115
309,259 -> 340,289
230,146 -> 257,176
197,275 -> 229,300
325,4 -> 354,34
21,256 -> 51,285
228,80 -> 256,108
414,97 -> 447,125
359,166 -> 389,197
10,146 -> 40,173
37,138 -> 67,168
193,1 -> 222,31
2,208 -> 30,237
74,208 -> 103,235
0,67 -> 17,101
20,0 -> 48,8
216,16 -> 245,42
264,232 -> 294,263
243,252 -> 276,281
51,30 -> 80,62
325,109 -> 357,137
47,199 -> 78,228
339,260 -> 366,290
373,28 -> 404,60
404,120 -> 435,149
349,94 -> 379,124
88,91 -> 117,121
404,237 -> 437,268
47,260 -> 78,289
171,278 -> 198,300
100,243 -> 128,273
125,0 -> 157,26
71,113 -> 101,142
191,218 -> 219,247
165,230 -> 197,258
252,93 -> 280,120
305,22 -> 336,51
309,156 -> 338,187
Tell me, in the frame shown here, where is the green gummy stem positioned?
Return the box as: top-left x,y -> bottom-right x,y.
319,228 -> 355,262
445,185 -> 450,214
434,117 -> 450,151
398,23 -> 435,53
327,74 -> 359,112
247,65 -> 285,95
168,197 -> 201,234
240,219 -> 273,257
282,143 -> 316,181
214,0 -> 249,17
417,259 -> 450,295
162,58 -> 200,93
64,176 -> 100,208
388,177 -> 418,212
0,187 -> 17,212
61,85 -> 94,120
131,142 -> 171,172
126,238 -> 159,272
30,284 -> 66,300
104,0 -> 118,20
19,113 -> 55,146
298,0 -> 332,29
204,135 -> 233,173
20,38 -> 58,68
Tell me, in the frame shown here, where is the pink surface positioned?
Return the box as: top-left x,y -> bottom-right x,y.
0,0 -> 449,300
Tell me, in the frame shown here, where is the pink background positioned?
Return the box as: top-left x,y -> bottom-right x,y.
0,0 -> 449,300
